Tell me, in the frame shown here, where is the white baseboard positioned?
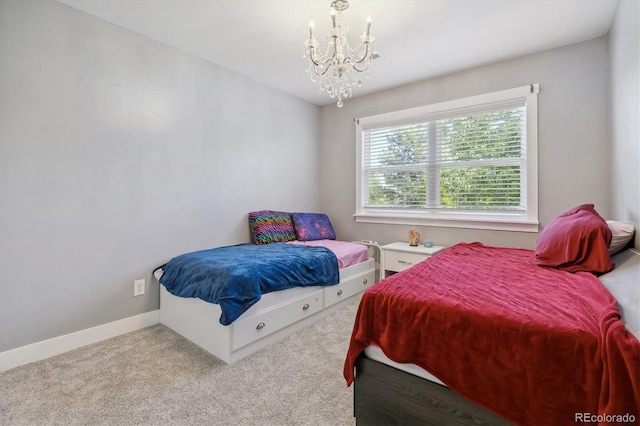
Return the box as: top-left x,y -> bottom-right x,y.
0,310 -> 160,372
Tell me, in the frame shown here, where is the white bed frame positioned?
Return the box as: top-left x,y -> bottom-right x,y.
158,257 -> 375,363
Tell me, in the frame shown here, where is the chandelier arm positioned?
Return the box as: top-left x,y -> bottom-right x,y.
307,44 -> 337,74
351,42 -> 372,67
351,59 -> 370,73
313,62 -> 333,77
306,46 -> 323,67
309,55 -> 334,77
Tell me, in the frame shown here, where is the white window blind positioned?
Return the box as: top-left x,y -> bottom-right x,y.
355,85 -> 539,232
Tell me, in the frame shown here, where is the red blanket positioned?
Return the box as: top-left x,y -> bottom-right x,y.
344,243 -> 639,425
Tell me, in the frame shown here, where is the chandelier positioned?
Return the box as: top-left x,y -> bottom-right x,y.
304,0 -> 377,107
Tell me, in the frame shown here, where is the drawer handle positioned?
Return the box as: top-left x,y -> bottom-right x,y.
256,322 -> 266,330
397,260 -> 413,265
362,278 -> 368,285
302,303 -> 310,310
337,289 -> 343,296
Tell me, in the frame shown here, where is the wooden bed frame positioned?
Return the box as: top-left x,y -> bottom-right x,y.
354,355 -> 511,426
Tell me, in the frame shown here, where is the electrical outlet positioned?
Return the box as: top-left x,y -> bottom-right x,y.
134,279 -> 145,296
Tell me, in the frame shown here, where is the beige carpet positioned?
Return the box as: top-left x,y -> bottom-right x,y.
0,300 -> 360,426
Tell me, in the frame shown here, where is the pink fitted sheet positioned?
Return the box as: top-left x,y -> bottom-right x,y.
287,239 -> 368,269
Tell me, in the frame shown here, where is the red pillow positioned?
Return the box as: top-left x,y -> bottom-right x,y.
535,204 -> 614,275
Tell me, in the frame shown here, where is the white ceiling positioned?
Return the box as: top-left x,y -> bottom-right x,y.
57,0 -> 619,106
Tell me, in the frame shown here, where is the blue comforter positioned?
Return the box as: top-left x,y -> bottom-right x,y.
158,243 -> 339,325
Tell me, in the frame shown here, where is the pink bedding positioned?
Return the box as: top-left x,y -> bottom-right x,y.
344,242 -> 639,425
287,239 -> 368,269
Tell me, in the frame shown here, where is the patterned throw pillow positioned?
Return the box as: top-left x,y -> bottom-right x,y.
291,213 -> 336,241
248,210 -> 296,244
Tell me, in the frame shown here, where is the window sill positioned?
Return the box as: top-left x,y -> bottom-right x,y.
354,212 -> 539,233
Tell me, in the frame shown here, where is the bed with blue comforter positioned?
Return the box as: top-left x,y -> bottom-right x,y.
157,243 -> 339,325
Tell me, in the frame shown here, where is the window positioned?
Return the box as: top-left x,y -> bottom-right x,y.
355,84 -> 539,232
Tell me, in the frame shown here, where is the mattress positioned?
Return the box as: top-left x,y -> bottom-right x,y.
154,240 -> 369,280
287,239 -> 368,268
599,248 -> 640,337
363,345 -> 444,385
362,248 -> 640,387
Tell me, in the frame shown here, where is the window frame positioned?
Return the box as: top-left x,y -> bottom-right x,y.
354,84 -> 539,232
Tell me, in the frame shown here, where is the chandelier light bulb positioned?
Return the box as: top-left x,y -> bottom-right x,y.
304,0 -> 377,107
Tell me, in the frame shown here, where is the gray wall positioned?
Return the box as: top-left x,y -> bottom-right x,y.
609,0 -> 640,249
319,37 -> 611,249
1,0 -> 634,354
0,0 -> 321,352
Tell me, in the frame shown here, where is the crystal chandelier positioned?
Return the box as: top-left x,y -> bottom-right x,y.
304,0 -> 377,107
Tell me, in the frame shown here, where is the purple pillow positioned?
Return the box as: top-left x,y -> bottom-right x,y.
291,213 -> 336,241
248,210 -> 296,244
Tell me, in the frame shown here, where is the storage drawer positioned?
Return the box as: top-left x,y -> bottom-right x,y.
384,250 -> 429,273
231,289 -> 323,350
324,270 -> 375,307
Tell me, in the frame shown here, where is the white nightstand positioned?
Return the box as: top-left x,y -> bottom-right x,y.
381,242 -> 446,278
